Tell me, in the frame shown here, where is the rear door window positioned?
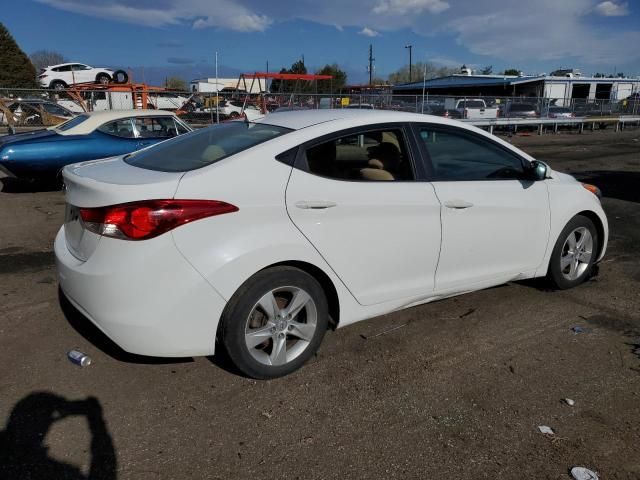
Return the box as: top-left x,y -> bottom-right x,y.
125,122 -> 291,172
133,117 -> 179,138
97,119 -> 135,138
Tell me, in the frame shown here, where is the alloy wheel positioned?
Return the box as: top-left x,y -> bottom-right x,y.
244,286 -> 317,367
560,227 -> 593,281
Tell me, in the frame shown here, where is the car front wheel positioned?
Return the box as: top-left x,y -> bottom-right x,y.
547,215 -> 599,289
219,267 -> 328,379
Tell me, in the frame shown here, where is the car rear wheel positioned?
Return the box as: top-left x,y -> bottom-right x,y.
96,73 -> 111,85
219,267 -> 328,379
547,215 -> 598,289
50,80 -> 67,90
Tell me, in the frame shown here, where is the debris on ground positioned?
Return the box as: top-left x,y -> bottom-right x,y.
570,466 -> 599,480
67,349 -> 91,367
571,326 -> 593,334
360,323 -> 408,340
261,411 -> 273,419
459,308 -> 476,319
564,398 -> 576,406
537,425 -> 555,435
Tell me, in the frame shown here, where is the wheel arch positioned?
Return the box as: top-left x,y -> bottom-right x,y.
577,209 -> 606,260
259,260 -> 340,329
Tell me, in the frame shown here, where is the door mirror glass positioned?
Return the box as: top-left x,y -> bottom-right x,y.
527,160 -> 547,181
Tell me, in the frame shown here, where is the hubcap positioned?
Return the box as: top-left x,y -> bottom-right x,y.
560,227 -> 593,281
244,286 -> 317,367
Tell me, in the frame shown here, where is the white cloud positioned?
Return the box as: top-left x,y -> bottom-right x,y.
595,1 -> 629,16
36,0 -> 272,31
373,0 -> 449,15
359,27 -> 380,37
34,0 -> 640,69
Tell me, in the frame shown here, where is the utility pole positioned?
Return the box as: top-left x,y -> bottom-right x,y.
368,44 -> 375,85
405,44 -> 413,83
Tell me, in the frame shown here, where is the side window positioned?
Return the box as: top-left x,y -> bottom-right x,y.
174,120 -> 189,135
302,128 -> 414,181
418,127 -> 524,181
71,64 -> 91,71
133,117 -> 177,138
98,119 -> 134,138
55,65 -> 72,72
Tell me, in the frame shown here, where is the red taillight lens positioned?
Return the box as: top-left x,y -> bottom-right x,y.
79,199 -> 238,240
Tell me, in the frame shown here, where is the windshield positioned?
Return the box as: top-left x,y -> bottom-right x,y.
124,122 -> 292,172
56,114 -> 90,131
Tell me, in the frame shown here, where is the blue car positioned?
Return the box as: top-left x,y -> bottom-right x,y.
0,110 -> 192,181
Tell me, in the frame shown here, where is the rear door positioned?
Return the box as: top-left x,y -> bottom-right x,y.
413,123 -> 550,292
285,124 -> 442,306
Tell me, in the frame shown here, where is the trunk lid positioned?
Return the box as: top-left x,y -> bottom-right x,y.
62,155 -> 184,261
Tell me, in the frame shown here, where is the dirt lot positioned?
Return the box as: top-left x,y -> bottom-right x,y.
1,130 -> 639,479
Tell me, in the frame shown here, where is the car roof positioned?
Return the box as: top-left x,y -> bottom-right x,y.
47,62 -> 89,68
256,109 -> 457,130
53,109 -> 177,135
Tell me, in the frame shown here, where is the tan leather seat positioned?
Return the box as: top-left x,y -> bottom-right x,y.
360,167 -> 394,181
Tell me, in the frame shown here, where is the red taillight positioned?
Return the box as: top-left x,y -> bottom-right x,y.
79,199 -> 238,240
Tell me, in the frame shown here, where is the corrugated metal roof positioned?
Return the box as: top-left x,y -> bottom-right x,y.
393,74 -> 640,90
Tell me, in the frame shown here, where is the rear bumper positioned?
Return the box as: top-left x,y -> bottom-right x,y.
54,227 -> 228,357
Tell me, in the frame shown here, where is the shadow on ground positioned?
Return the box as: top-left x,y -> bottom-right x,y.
0,392 -> 117,480
0,177 -> 62,193
574,170 -> 640,203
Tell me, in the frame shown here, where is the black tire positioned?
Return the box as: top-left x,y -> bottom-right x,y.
50,80 -> 67,90
547,215 -> 599,289
219,267 -> 328,379
96,73 -> 111,85
112,70 -> 129,84
228,111 -> 240,119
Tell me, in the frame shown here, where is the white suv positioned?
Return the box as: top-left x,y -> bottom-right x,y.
39,63 -> 114,89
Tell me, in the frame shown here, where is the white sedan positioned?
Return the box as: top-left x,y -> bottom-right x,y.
55,110 -> 608,379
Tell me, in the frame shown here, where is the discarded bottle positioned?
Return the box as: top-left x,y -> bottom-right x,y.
67,350 -> 92,367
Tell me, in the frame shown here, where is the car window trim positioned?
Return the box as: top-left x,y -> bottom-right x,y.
409,122 -> 529,182
97,117 -> 136,139
291,122 -> 428,183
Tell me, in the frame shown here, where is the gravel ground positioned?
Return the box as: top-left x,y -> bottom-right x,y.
0,129 -> 639,480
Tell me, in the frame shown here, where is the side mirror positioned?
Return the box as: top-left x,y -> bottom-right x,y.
526,160 -> 548,181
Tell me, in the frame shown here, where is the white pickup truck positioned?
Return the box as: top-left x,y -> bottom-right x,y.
445,98 -> 499,120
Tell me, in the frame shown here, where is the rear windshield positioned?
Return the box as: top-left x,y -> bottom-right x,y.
458,100 -> 485,108
56,114 -> 90,131
124,121 -> 292,172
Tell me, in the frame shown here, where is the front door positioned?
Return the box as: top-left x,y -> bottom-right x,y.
286,125 -> 442,306
414,124 -> 550,292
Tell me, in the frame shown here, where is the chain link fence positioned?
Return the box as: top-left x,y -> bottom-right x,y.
1,87 -> 639,131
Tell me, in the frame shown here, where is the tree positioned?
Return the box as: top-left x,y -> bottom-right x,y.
503,68 -> 520,76
316,63 -> 347,94
0,22 -> 37,88
30,50 -> 66,70
165,76 -> 187,90
388,62 -> 458,84
480,65 -> 493,75
269,60 -> 308,93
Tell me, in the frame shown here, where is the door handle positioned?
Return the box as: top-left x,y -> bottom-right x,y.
444,200 -> 474,209
295,200 -> 337,210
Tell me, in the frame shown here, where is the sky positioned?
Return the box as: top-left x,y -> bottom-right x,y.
3,0 -> 639,85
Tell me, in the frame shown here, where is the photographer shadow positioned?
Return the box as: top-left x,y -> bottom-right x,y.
0,392 -> 117,480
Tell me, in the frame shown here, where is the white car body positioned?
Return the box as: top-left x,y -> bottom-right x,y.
448,98 -> 499,120
39,63 -> 114,89
216,100 -> 264,121
55,110 -> 608,361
